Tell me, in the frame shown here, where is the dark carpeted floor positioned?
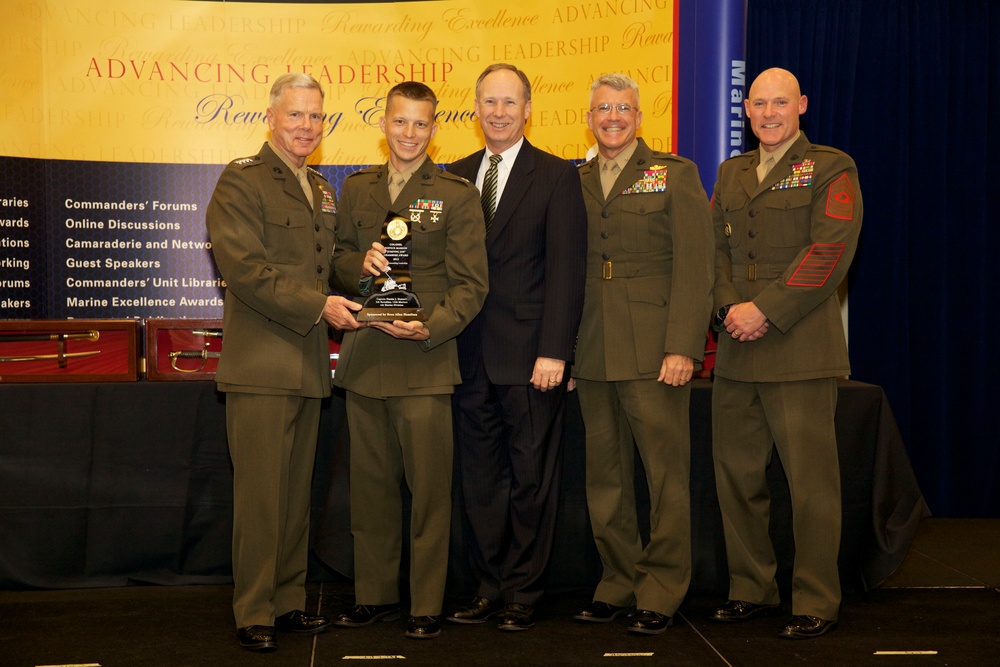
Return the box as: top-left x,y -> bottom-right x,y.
3,519 -> 999,666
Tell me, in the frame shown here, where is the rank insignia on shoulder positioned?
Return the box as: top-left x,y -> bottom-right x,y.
771,159 -> 815,190
621,169 -> 668,195
233,157 -> 256,165
825,173 -> 856,220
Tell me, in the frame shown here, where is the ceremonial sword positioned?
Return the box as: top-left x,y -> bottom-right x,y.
168,348 -> 221,372
0,330 -> 101,368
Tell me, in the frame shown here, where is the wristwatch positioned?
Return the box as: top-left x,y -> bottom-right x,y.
713,304 -> 733,332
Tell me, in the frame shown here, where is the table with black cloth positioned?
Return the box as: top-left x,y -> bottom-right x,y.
0,379 -> 929,597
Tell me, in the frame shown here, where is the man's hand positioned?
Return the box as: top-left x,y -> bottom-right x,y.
530,357 -> 566,392
658,353 -> 694,386
362,242 -> 388,278
725,302 -> 769,343
369,319 -> 430,341
323,295 -> 363,330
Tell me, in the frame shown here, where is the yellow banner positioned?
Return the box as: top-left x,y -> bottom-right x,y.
2,0 -> 677,165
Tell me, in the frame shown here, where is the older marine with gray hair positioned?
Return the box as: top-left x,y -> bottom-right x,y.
571,71 -> 714,635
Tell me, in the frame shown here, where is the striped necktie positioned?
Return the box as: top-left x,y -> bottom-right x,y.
481,153 -> 502,230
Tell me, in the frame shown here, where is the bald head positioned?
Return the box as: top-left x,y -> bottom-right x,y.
745,68 -> 808,152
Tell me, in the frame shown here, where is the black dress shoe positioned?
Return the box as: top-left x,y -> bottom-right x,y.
237,625 -> 277,652
777,615 -> 837,639
405,615 -> 442,639
573,600 -> 630,623
333,603 -> 401,628
446,596 -> 503,624
275,609 -> 331,634
497,603 -> 535,631
710,599 -> 781,623
627,609 -> 672,635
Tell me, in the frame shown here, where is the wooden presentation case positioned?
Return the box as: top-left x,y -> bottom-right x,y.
144,319 -> 343,381
144,318 -> 223,381
0,319 -> 140,383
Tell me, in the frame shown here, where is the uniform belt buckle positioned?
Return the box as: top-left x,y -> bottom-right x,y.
747,263 -> 757,282
602,261 -> 612,280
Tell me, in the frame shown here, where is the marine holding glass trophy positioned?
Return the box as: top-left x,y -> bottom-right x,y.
356,210 -> 425,321
328,80 -> 488,640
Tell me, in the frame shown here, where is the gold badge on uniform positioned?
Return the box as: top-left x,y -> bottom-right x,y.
724,222 -> 732,237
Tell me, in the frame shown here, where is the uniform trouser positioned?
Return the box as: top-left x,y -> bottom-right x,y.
346,392 -> 453,616
227,392 -> 322,628
575,378 -> 692,616
712,376 -> 842,621
452,354 -> 565,607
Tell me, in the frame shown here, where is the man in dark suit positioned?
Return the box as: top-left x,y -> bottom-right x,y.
709,67 -> 863,639
445,63 -> 587,632
572,72 -> 713,635
329,81 -> 488,640
206,72 -> 363,652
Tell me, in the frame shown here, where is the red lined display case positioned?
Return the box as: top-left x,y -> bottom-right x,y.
0,319 -> 140,383
144,318 -> 223,381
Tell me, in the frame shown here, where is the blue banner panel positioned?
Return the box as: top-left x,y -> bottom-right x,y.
677,0 -> 747,193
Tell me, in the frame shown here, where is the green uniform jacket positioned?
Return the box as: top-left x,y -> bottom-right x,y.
206,142 -> 336,398
330,157 -> 488,398
573,139 -> 714,381
712,133 -> 864,382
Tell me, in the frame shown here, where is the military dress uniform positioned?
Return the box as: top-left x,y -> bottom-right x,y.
572,138 -> 713,616
711,132 -> 863,621
206,142 -> 338,629
330,156 -> 488,616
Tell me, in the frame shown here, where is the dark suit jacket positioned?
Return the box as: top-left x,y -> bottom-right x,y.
206,142 -> 336,398
711,133 -> 863,382
448,139 -> 587,385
